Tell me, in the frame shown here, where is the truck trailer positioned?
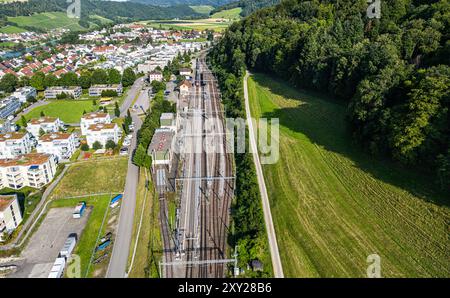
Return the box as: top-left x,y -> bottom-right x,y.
60,234 -> 77,259
48,257 -> 66,278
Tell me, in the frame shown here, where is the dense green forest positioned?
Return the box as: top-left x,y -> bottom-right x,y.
209,0 -> 450,190
0,0 -> 202,24
210,0 -> 281,17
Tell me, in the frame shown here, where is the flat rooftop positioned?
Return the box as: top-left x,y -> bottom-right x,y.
39,132 -> 72,142
0,132 -> 27,142
0,153 -> 51,168
82,112 -> 109,120
149,129 -> 174,152
29,117 -> 58,125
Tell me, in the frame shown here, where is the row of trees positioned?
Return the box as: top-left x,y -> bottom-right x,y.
207,46 -> 271,276
209,0 -> 450,190
133,90 -> 176,168
27,67 -> 136,92
0,67 -> 136,94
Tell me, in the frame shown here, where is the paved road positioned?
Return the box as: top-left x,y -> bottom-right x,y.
106,77 -> 147,278
244,71 -> 284,278
13,100 -> 51,123
120,77 -> 146,117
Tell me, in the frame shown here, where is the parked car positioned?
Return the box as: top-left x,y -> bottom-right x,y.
120,148 -> 129,156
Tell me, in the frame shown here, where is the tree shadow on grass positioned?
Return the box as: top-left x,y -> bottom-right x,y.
251,73 -> 449,208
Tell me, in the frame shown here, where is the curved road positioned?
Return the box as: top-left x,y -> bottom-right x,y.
244,71 -> 284,278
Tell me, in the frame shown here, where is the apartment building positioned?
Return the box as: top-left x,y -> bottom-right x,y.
0,153 -> 57,190
27,117 -> 64,138
12,86 -> 37,103
0,132 -> 34,159
0,194 -> 23,242
149,71 -> 163,82
89,84 -> 123,97
37,132 -> 79,161
80,112 -> 111,136
86,123 -> 121,147
0,97 -> 21,119
44,86 -> 82,99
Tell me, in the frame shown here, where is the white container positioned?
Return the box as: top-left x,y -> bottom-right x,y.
60,236 -> 77,259
48,257 -> 66,278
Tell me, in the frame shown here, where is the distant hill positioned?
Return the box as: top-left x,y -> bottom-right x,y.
131,0 -> 233,7
210,0 -> 280,17
0,0 -> 203,32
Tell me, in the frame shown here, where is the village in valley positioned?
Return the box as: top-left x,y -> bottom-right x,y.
0,19 -> 212,278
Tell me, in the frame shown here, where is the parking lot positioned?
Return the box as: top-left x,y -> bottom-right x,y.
8,207 -> 91,278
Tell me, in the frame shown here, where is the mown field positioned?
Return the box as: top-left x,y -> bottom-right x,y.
189,5 -> 214,15
211,7 -> 242,19
8,12 -> 86,31
247,73 -> 450,277
146,19 -> 231,32
0,25 -> 27,34
24,100 -> 98,123
50,158 -> 128,199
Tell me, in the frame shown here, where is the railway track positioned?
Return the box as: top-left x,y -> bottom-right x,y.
161,53 -> 234,278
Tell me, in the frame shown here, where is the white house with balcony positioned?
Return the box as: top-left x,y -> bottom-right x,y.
86,123 -> 121,148
149,71 -> 163,82
26,117 -> 65,138
44,86 -> 82,99
89,84 -> 123,97
0,194 -> 23,242
0,153 -> 57,190
12,87 -> 37,103
37,132 -> 79,161
0,132 -> 34,159
80,112 -> 111,136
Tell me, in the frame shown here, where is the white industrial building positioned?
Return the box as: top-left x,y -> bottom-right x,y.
37,132 -> 79,161
0,153 -> 57,190
80,112 -> 112,136
0,194 -> 23,242
86,123 -> 121,148
0,132 -> 34,159
26,117 -> 64,138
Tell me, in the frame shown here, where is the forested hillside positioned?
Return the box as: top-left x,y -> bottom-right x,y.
209,0 -> 450,190
0,0 -> 202,23
210,0 -> 280,17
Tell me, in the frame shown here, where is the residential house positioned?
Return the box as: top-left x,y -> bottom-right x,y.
0,153 -> 57,190
149,71 -> 163,82
12,87 -> 37,103
27,117 -> 64,138
0,132 -> 34,159
0,97 -> 21,119
85,123 -> 121,148
89,84 -> 123,97
37,132 -> 78,161
0,194 -> 23,242
44,86 -> 82,99
80,112 -> 111,136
